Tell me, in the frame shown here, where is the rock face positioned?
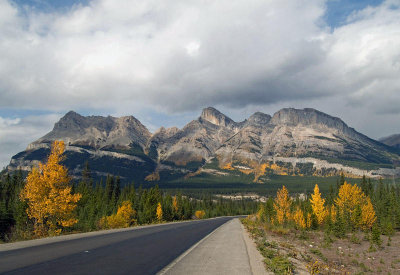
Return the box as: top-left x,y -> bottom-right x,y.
6,107 -> 400,182
380,134 -> 400,149
11,111 -> 155,182
33,111 -> 151,150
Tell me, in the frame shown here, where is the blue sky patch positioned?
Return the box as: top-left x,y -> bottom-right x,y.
324,0 -> 384,28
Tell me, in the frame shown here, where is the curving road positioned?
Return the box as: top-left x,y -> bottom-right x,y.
0,217 -> 234,275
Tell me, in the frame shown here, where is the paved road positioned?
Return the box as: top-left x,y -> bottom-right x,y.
163,219 -> 257,275
0,217 -> 233,275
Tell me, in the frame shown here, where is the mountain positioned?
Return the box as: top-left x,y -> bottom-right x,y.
9,111 -> 156,182
380,134 -> 400,149
6,107 -> 400,183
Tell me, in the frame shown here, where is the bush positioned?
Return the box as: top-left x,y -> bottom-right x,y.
194,210 -> 205,219
99,201 -> 136,229
371,223 -> 382,246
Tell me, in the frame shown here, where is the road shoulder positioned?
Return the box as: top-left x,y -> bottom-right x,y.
241,220 -> 271,275
161,218 -> 269,275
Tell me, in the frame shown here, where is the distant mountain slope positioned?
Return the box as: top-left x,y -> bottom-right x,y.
380,134 -> 400,149
6,107 -> 400,182
9,111 -> 155,182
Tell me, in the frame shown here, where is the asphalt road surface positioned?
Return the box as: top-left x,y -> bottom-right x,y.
0,217 -> 233,275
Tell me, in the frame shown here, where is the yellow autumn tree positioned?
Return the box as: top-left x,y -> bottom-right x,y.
156,202 -> 163,222
306,213 -> 312,229
330,205 -> 337,223
361,197 -> 376,229
273,185 -> 291,225
195,210 -> 206,219
335,181 -> 366,226
100,201 -> 137,229
293,207 -> 306,229
310,184 -> 327,225
172,196 -> 178,212
20,140 -> 81,236
256,204 -> 265,221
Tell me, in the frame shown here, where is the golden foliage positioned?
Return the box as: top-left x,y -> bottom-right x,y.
222,163 -> 235,170
330,205 -> 337,223
256,204 -> 265,221
335,181 -> 366,224
293,207 -> 306,229
334,181 -> 376,229
306,260 -> 328,275
251,163 -> 267,182
145,172 -> 160,181
361,197 -> 376,229
20,140 -> 81,237
99,201 -> 136,229
273,185 -> 291,225
310,184 -> 327,225
172,196 -> 178,212
306,213 -> 312,229
156,202 -> 163,221
195,210 -> 206,219
335,181 -> 365,210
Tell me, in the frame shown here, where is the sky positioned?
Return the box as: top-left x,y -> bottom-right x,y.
0,0 -> 400,169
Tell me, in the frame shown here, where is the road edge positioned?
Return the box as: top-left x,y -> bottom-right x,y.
240,220 -> 270,275
0,216 -> 239,252
157,218 -> 234,275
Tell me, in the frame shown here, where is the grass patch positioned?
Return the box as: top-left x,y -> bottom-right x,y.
310,248 -> 328,262
350,233 -> 361,244
266,255 -> 294,275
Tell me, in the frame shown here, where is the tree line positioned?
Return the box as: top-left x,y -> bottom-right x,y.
0,141 -> 258,241
256,173 -> 400,244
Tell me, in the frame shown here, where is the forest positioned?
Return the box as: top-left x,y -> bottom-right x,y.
0,141 -> 258,241
242,175 -> 400,274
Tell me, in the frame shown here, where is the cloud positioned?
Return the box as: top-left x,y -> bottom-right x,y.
0,114 -> 61,169
0,0 -> 399,141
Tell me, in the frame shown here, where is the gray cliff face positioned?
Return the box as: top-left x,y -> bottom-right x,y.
215,108 -> 398,165
35,111 -> 151,150
6,107 -> 400,181
245,112 -> 271,127
146,108 -> 237,166
200,107 -> 238,130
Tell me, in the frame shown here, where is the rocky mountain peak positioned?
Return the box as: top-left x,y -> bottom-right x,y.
246,112 -> 271,126
54,110 -> 87,131
200,107 -> 236,128
270,108 -> 349,132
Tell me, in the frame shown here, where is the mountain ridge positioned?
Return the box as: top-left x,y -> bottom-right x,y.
380,134 -> 400,149
6,107 -> 400,182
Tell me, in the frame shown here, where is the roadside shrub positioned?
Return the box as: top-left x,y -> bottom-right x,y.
194,210 -> 205,219
99,201 -> 136,229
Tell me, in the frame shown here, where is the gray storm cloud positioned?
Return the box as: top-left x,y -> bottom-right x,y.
0,0 -> 400,170
0,0 -> 399,114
